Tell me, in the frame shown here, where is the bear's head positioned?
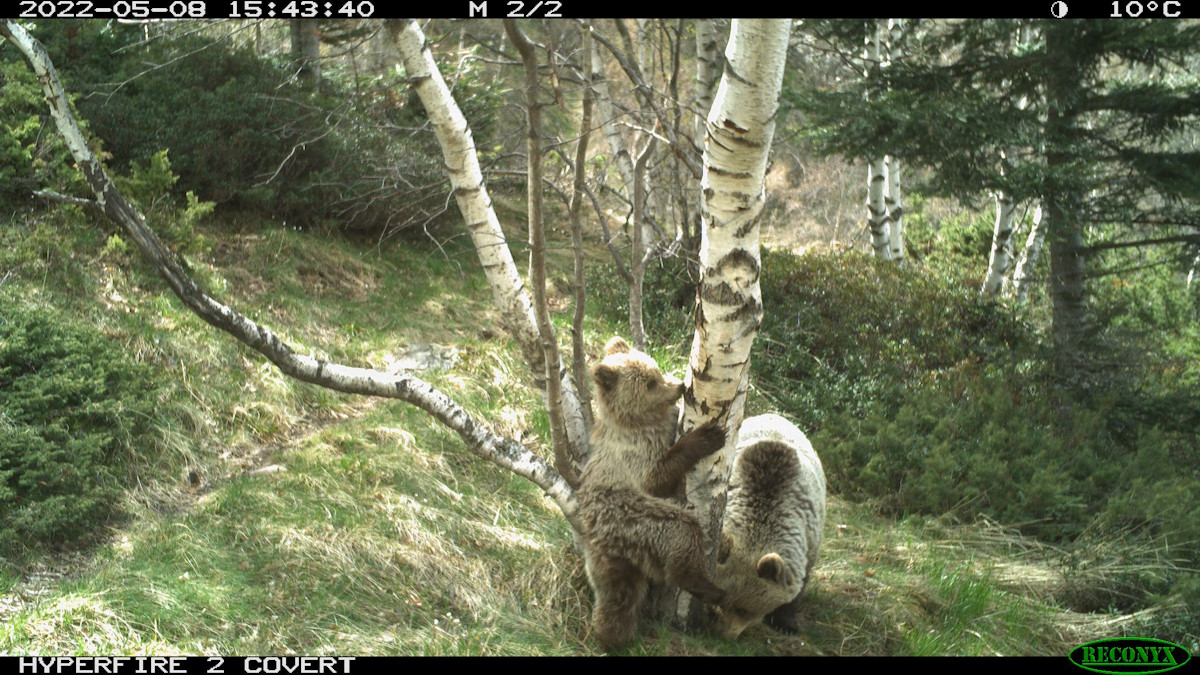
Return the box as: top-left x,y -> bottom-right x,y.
591,336 -> 685,428
713,532 -> 802,638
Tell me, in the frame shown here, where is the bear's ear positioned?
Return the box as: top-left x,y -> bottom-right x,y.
604,336 -> 631,355
718,532 -> 734,564
593,363 -> 620,393
756,553 -> 796,587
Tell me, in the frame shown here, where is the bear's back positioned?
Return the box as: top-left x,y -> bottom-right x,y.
726,414 -> 826,587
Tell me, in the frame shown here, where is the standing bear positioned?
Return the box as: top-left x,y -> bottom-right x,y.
578,336 -> 728,650
714,413 -> 826,638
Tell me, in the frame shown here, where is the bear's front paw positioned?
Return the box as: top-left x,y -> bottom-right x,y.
687,420 -> 726,456
765,607 -> 799,634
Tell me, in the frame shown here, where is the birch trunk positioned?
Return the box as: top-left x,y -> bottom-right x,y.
570,24 -> 596,431
629,134 -> 655,351
392,20 -> 588,464
589,37 -> 658,254
505,19 -> 578,488
981,152 -> 1019,298
864,21 -> 892,260
0,19 -> 581,530
1005,204 -> 1045,304
886,155 -> 904,262
693,20 -> 720,155
983,25 -> 1035,299
676,18 -> 792,627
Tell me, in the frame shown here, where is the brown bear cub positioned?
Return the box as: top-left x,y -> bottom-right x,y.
713,413 -> 826,638
579,336 -> 728,650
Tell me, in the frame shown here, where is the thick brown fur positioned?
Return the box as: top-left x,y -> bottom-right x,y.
713,414 -> 826,638
579,336 -> 727,650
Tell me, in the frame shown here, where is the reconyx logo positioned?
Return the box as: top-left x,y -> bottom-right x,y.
1070,638 -> 1192,675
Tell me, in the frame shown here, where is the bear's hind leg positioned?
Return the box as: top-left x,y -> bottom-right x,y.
590,555 -> 648,650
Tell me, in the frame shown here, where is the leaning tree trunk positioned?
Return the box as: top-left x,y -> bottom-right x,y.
392,20 -> 588,470
675,18 -> 792,628
590,35 -> 658,255
0,19 -> 582,530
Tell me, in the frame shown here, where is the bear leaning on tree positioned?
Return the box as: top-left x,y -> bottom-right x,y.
577,336 -> 727,650
713,413 -> 827,638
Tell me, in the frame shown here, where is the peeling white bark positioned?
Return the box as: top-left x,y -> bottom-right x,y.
886,155 -> 904,262
864,21 -> 892,261
1,19 -> 581,530
982,157 -> 1019,298
1006,203 -> 1045,305
392,20 -> 587,459
678,18 -> 791,625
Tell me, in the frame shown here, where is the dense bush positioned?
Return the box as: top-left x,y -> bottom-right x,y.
0,58 -> 89,210
752,247 -> 1028,430
744,248 -> 1199,576
0,300 -> 159,553
8,21 -> 504,234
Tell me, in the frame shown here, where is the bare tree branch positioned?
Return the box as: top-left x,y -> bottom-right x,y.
506,18 -> 580,489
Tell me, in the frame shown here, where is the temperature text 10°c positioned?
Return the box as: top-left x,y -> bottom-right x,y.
1110,0 -> 1183,16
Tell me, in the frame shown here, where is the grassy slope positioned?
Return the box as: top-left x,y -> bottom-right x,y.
0,211 -> 1158,656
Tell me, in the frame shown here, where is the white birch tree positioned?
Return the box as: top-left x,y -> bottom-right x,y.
1005,203 -> 1045,304
864,21 -> 892,260
981,148 -> 1021,298
390,20 -> 589,470
677,18 -> 793,626
982,24 -> 1036,299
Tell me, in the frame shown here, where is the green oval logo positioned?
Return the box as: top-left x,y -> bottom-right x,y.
1070,637 -> 1192,675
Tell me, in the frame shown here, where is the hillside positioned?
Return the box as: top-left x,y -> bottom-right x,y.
2,210 -> 1194,655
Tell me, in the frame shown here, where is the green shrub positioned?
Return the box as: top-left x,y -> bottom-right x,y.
0,300 -> 158,553
752,246 -> 1027,429
747,247 -> 1198,568
17,21 -> 503,235
114,149 -> 216,257
0,58 -> 88,211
